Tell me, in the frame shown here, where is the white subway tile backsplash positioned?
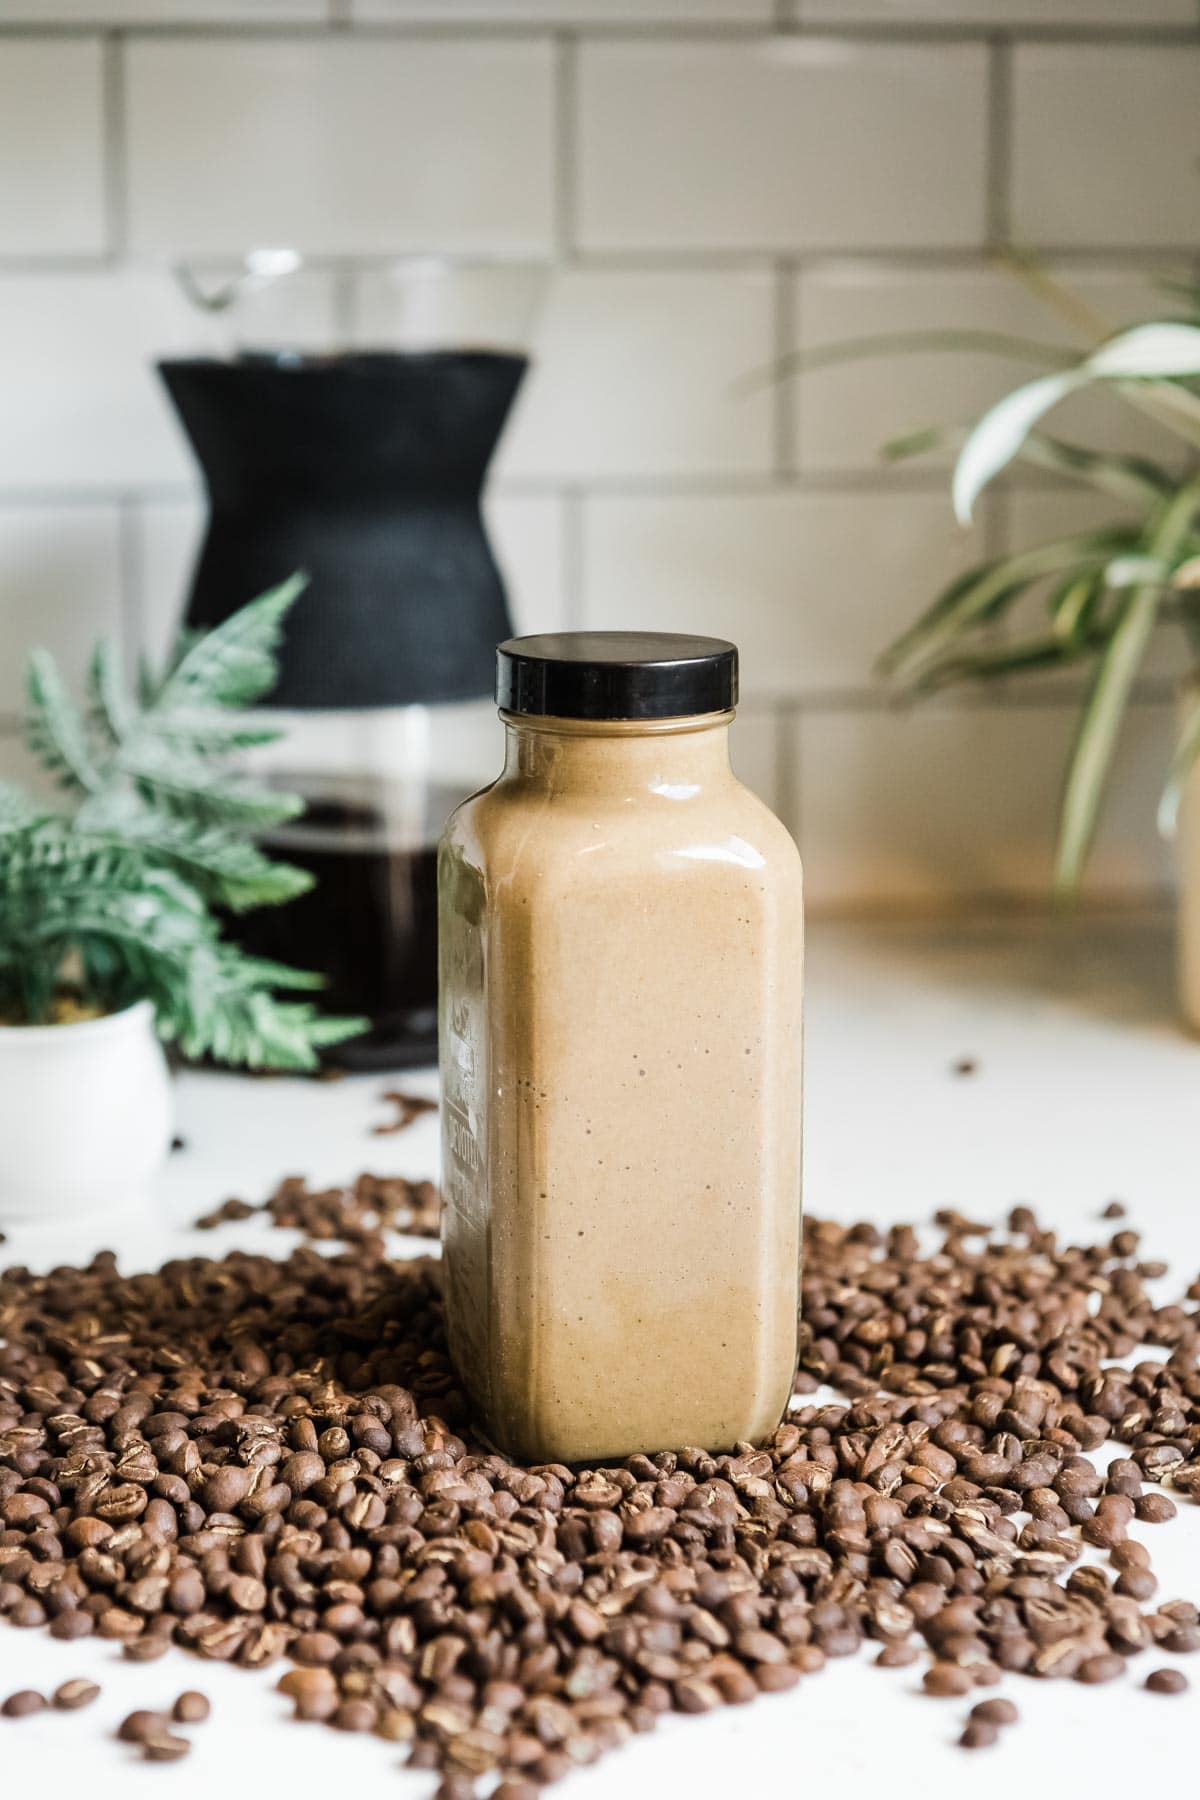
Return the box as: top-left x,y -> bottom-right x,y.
0,41 -> 105,258
0,12 -> 1188,914
581,490 -> 985,699
730,703 -> 782,815
0,271 -> 238,491
495,270 -> 774,480
795,700 -> 1173,909
1012,46 -> 1200,249
129,496 -> 202,670
792,264 -> 1183,476
578,40 -> 988,253
0,507 -> 123,716
485,492 -> 569,636
802,1 -> 1195,21
127,39 -> 556,257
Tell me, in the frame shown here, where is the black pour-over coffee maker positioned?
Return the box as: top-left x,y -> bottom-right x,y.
159,257 -> 542,1069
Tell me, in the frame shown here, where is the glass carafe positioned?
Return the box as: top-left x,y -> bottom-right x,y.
158,256 -> 544,1068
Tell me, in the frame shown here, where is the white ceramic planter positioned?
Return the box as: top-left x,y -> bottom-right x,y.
1177,680 -> 1200,1035
0,999 -> 174,1223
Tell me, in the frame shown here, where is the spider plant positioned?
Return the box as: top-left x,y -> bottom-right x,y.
778,269 -> 1200,892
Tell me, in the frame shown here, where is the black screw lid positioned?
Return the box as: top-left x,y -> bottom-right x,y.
497,632 -> 738,721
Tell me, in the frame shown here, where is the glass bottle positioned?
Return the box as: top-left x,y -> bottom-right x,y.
438,633 -> 804,1463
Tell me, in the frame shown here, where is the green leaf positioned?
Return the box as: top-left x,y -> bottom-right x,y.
952,371 -> 1080,523
915,633 -> 1090,692
77,807 -> 313,911
1087,322 -> 1200,379
1048,572 -> 1102,644
881,528 -> 1137,681
152,572 -> 306,712
953,322 -> 1200,522
745,328 -> 1077,394
24,649 -> 101,795
86,639 -> 132,748
1103,554 -> 1178,590
1055,479 -> 1200,891
885,423 -> 1169,507
1158,687 -> 1200,839
118,744 -> 304,830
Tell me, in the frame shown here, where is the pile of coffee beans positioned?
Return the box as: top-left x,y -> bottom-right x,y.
194,1171 -> 441,1245
1,1195 -> 1197,1796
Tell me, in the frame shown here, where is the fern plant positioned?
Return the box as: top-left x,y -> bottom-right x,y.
778,268 -> 1200,892
0,576 -> 364,1069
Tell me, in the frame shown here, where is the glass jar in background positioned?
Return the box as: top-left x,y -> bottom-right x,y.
157,255 -> 545,1068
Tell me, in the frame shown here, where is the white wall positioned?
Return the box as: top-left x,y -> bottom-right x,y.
0,1 -> 1195,910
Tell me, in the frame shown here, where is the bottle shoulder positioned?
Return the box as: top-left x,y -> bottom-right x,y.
440,774 -> 802,896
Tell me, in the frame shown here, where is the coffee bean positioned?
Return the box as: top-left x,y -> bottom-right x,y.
1135,1493 -> 1176,1524
49,1610 -> 94,1642
1145,1668 -> 1188,1694
924,1664 -> 973,1697
959,1720 -> 998,1749
1077,1654 -> 1126,1684
2,1691 -> 46,1718
172,1692 -> 210,1723
117,1710 -> 169,1743
53,1680 -> 100,1710
142,1731 -> 191,1762
970,1698 -> 1018,1726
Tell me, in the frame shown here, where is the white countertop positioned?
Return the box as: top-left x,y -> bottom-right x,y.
2,915 -> 1198,1796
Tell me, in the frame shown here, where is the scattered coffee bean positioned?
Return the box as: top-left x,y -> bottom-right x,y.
192,1171 -> 440,1242
172,1692 -> 210,1724
925,1664 -> 973,1698
2,1691 -> 46,1718
117,1710 -> 169,1743
373,1090 -> 438,1135
142,1731 -> 191,1762
53,1680 -> 100,1711
1145,1668 -> 1188,1694
959,1720 -> 997,1749
970,1698 -> 1018,1727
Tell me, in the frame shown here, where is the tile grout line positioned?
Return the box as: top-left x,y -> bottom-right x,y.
554,31 -> 578,264
0,23 -> 1194,45
561,487 -> 584,632
771,260 -> 797,480
0,248 -> 1184,277
985,31 -> 1013,250
775,704 -> 800,845
101,30 -> 128,262
116,493 -> 143,682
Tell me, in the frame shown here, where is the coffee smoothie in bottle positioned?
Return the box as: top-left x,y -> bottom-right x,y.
438,633 -> 803,1465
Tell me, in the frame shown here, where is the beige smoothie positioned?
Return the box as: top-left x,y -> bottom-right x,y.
438,633 -> 804,1466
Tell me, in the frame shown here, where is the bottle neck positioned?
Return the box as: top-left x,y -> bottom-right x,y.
500,710 -> 735,797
